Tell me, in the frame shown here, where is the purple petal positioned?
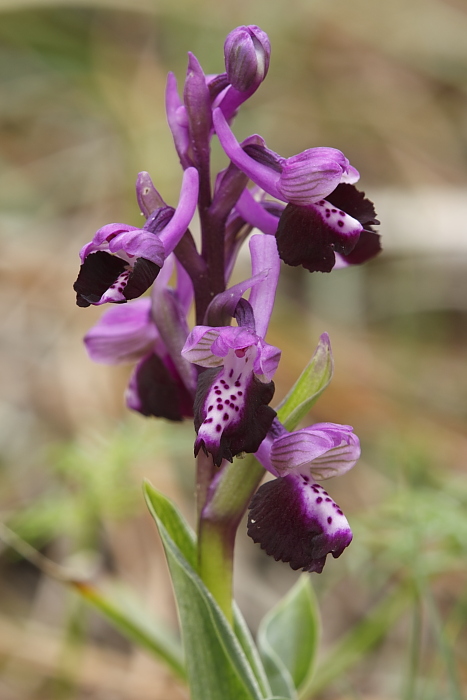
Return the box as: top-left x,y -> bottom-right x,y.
136,172 -> 166,218
194,360 -> 275,466
126,352 -> 194,421
107,229 -> 165,266
79,223 -> 139,262
184,53 -> 212,167
252,338 -> 281,381
277,148 -> 358,205
84,298 -> 157,364
165,72 -> 192,169
204,269 -> 268,326
247,474 -> 353,573
276,201 -> 362,273
213,108 -> 283,199
182,325 -> 280,381
270,423 -> 360,480
235,188 -> 280,236
151,278 -> 197,397
182,326 -> 253,366
157,167 -> 199,255
214,109 -> 360,207
224,25 -> 270,92
174,257 -> 194,316
337,229 -> 382,267
248,234 -> 280,338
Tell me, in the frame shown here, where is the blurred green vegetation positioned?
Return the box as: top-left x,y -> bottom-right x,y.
1,1 -> 467,699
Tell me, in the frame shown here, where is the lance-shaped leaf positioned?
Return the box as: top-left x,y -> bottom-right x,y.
258,576 -> 320,698
143,482 -> 271,700
0,522 -> 186,680
276,333 -> 333,431
74,580 -> 186,680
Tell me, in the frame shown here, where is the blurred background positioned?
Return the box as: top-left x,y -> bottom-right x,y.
1,0 -> 467,698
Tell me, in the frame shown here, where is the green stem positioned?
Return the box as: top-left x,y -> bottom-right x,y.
197,456 -> 265,624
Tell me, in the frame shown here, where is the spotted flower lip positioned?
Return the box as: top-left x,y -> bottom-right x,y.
73,167 -> 199,307
247,420 -> 359,572
182,234 -> 281,466
213,108 -> 359,206
276,183 -> 380,273
247,474 -> 353,573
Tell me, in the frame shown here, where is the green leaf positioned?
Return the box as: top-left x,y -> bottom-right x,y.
276,333 -> 333,431
257,646 -> 296,700
74,580 -> 186,680
258,576 -> 320,698
303,585 -> 410,697
142,480 -> 271,696
0,522 -> 187,680
233,602 -> 272,698
144,481 -> 268,700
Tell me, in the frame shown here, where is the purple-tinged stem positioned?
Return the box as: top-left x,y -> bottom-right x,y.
173,230 -> 210,325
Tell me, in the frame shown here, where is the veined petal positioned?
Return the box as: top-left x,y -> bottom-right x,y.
270,423 -> 360,480
84,298 -> 157,364
182,325 -> 280,381
183,325 -> 259,364
247,473 -> 352,573
277,147 -> 359,205
182,327 -> 226,367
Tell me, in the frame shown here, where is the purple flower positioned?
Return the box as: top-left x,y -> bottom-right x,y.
248,422 -> 360,573
213,108 -> 359,206
213,109 -> 381,272
182,235 -> 281,466
84,256 -> 196,421
276,184 -> 381,273
73,168 -> 199,307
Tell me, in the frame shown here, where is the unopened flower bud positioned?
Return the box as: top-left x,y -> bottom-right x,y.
224,25 -> 270,92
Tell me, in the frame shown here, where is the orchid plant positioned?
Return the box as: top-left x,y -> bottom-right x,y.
73,25 -> 380,700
